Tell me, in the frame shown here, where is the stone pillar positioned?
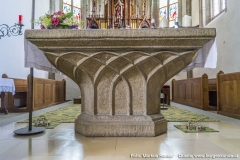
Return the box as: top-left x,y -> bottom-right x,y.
178,0 -> 182,26
146,0 -> 150,17
186,0 -> 192,16
50,0 -> 56,14
152,0 -> 159,26
204,0 -> 211,25
81,0 -> 87,28
71,0 -> 74,13
58,0 -> 63,13
199,0 -> 211,27
199,0 -> 203,27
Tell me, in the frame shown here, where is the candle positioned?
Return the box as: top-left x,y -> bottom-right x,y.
151,18 -> 155,24
159,17 -> 169,28
76,14 -> 80,21
182,15 -> 192,27
19,15 -> 23,23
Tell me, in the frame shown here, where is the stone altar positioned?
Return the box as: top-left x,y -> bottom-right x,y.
25,28 -> 216,136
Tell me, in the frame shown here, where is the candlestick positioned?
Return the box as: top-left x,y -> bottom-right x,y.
19,15 -> 23,23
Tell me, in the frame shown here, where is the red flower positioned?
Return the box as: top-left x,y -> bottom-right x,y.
40,25 -> 45,29
52,17 -> 60,26
57,11 -> 64,15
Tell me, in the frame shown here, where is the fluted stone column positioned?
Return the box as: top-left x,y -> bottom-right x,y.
152,0 -> 159,26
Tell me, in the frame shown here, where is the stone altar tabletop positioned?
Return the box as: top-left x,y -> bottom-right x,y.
25,28 -> 216,137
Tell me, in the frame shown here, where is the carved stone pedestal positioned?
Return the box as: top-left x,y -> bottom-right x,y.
25,28 -> 216,137
75,114 -> 167,136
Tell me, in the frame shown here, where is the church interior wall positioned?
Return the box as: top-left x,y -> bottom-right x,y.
191,0 -> 199,26
0,0 -> 50,79
55,73 -> 81,101
193,0 -> 240,79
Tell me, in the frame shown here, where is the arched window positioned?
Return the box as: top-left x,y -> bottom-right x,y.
159,0 -> 178,27
211,0 -> 226,19
63,0 -> 81,17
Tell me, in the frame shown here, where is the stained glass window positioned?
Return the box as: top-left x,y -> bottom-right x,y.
160,8 -> 168,20
211,0 -> 226,19
159,0 -> 178,27
169,1 -> 178,21
63,0 -> 81,17
63,0 -> 72,13
159,0 -> 167,20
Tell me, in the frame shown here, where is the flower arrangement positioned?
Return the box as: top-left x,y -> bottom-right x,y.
34,11 -> 83,29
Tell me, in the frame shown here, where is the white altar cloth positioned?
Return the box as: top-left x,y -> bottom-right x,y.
0,78 -> 15,95
24,37 -> 218,73
24,39 -> 60,74
183,38 -> 217,71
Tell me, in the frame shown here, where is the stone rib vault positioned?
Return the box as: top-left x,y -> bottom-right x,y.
25,28 -> 216,136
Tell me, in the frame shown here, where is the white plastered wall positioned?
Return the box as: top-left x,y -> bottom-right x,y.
193,0 -> 240,78
0,0 -> 50,79
55,74 -> 81,100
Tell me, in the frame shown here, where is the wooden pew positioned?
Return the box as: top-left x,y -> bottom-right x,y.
172,73 -> 217,111
2,74 -> 28,112
162,85 -> 170,105
217,71 -> 240,120
2,74 -> 66,112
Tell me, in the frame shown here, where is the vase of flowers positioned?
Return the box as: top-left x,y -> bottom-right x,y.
33,11 -> 83,29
